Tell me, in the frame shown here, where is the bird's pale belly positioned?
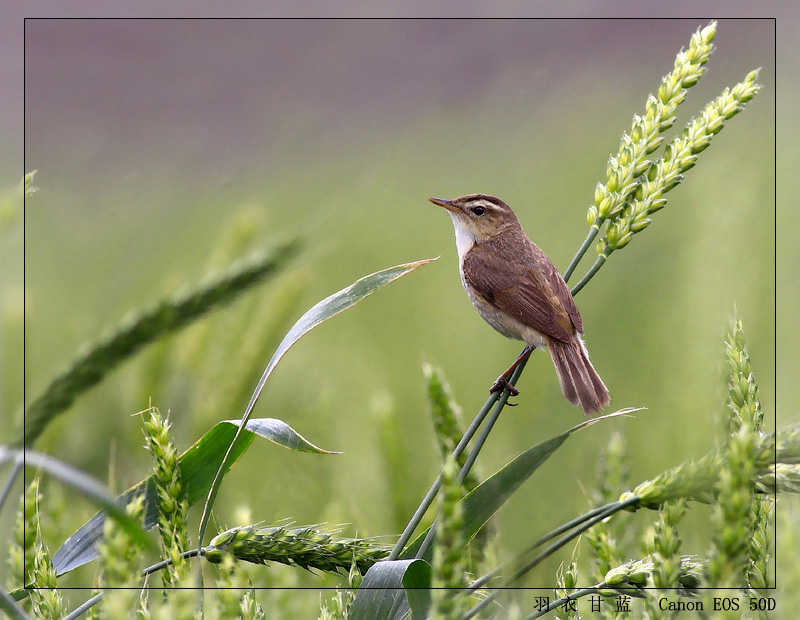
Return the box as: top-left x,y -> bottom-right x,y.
463,282 -> 549,350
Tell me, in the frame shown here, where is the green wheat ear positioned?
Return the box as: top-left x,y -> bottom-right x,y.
94,494 -> 146,617
424,363 -> 480,493
9,479 -> 40,589
643,500 -> 689,616
599,67 -> 761,255
141,406 -> 190,587
590,22 -> 717,227
429,453 -> 469,620
554,547 -> 579,620
31,529 -> 64,620
602,555 -> 704,598
566,21 -> 761,294
725,318 -> 764,433
565,21 -> 717,284
205,524 -> 389,575
25,479 -> 66,620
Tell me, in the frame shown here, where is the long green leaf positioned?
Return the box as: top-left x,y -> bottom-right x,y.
51,417 -> 333,576
401,410 -> 635,561
243,258 -> 438,430
402,560 -> 433,619
197,258 -> 437,547
0,447 -> 150,552
347,559 -> 431,620
21,241 -> 300,447
221,418 -> 340,454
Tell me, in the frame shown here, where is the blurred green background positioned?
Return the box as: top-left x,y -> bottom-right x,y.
4,18 -> 786,598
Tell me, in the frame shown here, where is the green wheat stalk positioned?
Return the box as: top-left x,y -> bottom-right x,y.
572,66 -> 761,296
618,429 -> 775,510
724,319 -> 772,594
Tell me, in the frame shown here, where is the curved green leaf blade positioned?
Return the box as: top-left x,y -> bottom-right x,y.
0,447 -> 150,551
402,560 -> 433,619
347,559 -> 431,620
51,417 -> 333,576
401,409 -> 637,560
222,418 -> 340,454
241,258 -> 438,428
198,258 -> 437,546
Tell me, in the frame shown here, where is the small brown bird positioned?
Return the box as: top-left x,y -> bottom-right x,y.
429,193 -> 609,415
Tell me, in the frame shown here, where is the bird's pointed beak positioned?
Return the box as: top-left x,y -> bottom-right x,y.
428,197 -> 460,213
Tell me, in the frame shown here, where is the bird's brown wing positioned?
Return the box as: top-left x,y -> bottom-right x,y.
542,250 -> 583,335
463,236 -> 582,343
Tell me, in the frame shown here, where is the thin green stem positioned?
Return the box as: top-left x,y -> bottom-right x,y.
563,219 -> 604,284
506,497 -> 639,586
0,455 -> 23,513
62,593 -> 103,620
463,497 -> 639,619
459,357 -> 529,486
388,388 -> 503,560
466,501 -> 616,593
570,251 -> 610,297
414,356 -> 530,561
142,547 -> 201,577
388,474 -> 443,560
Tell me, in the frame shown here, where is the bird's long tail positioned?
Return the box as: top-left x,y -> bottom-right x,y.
548,337 -> 610,415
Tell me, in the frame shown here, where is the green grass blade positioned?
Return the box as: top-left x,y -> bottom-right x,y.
241,257 -> 438,428
197,257 -> 437,548
400,434 -> 567,562
51,416 -> 332,576
402,560 -> 433,619
401,410 -> 637,561
222,417 -> 340,453
0,447 -> 150,552
21,241 -> 300,447
346,559 -> 431,620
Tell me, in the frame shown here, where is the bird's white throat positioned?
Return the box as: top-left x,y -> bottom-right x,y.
448,213 -> 478,262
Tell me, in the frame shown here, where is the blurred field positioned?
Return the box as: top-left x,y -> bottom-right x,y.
5,18 -> 784,600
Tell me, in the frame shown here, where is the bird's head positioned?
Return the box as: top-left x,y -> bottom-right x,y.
429,194 -> 520,250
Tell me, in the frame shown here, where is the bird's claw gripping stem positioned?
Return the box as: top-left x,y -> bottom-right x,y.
490,376 -> 520,399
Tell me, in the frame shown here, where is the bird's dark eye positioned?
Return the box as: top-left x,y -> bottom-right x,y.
472,206 -> 486,216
